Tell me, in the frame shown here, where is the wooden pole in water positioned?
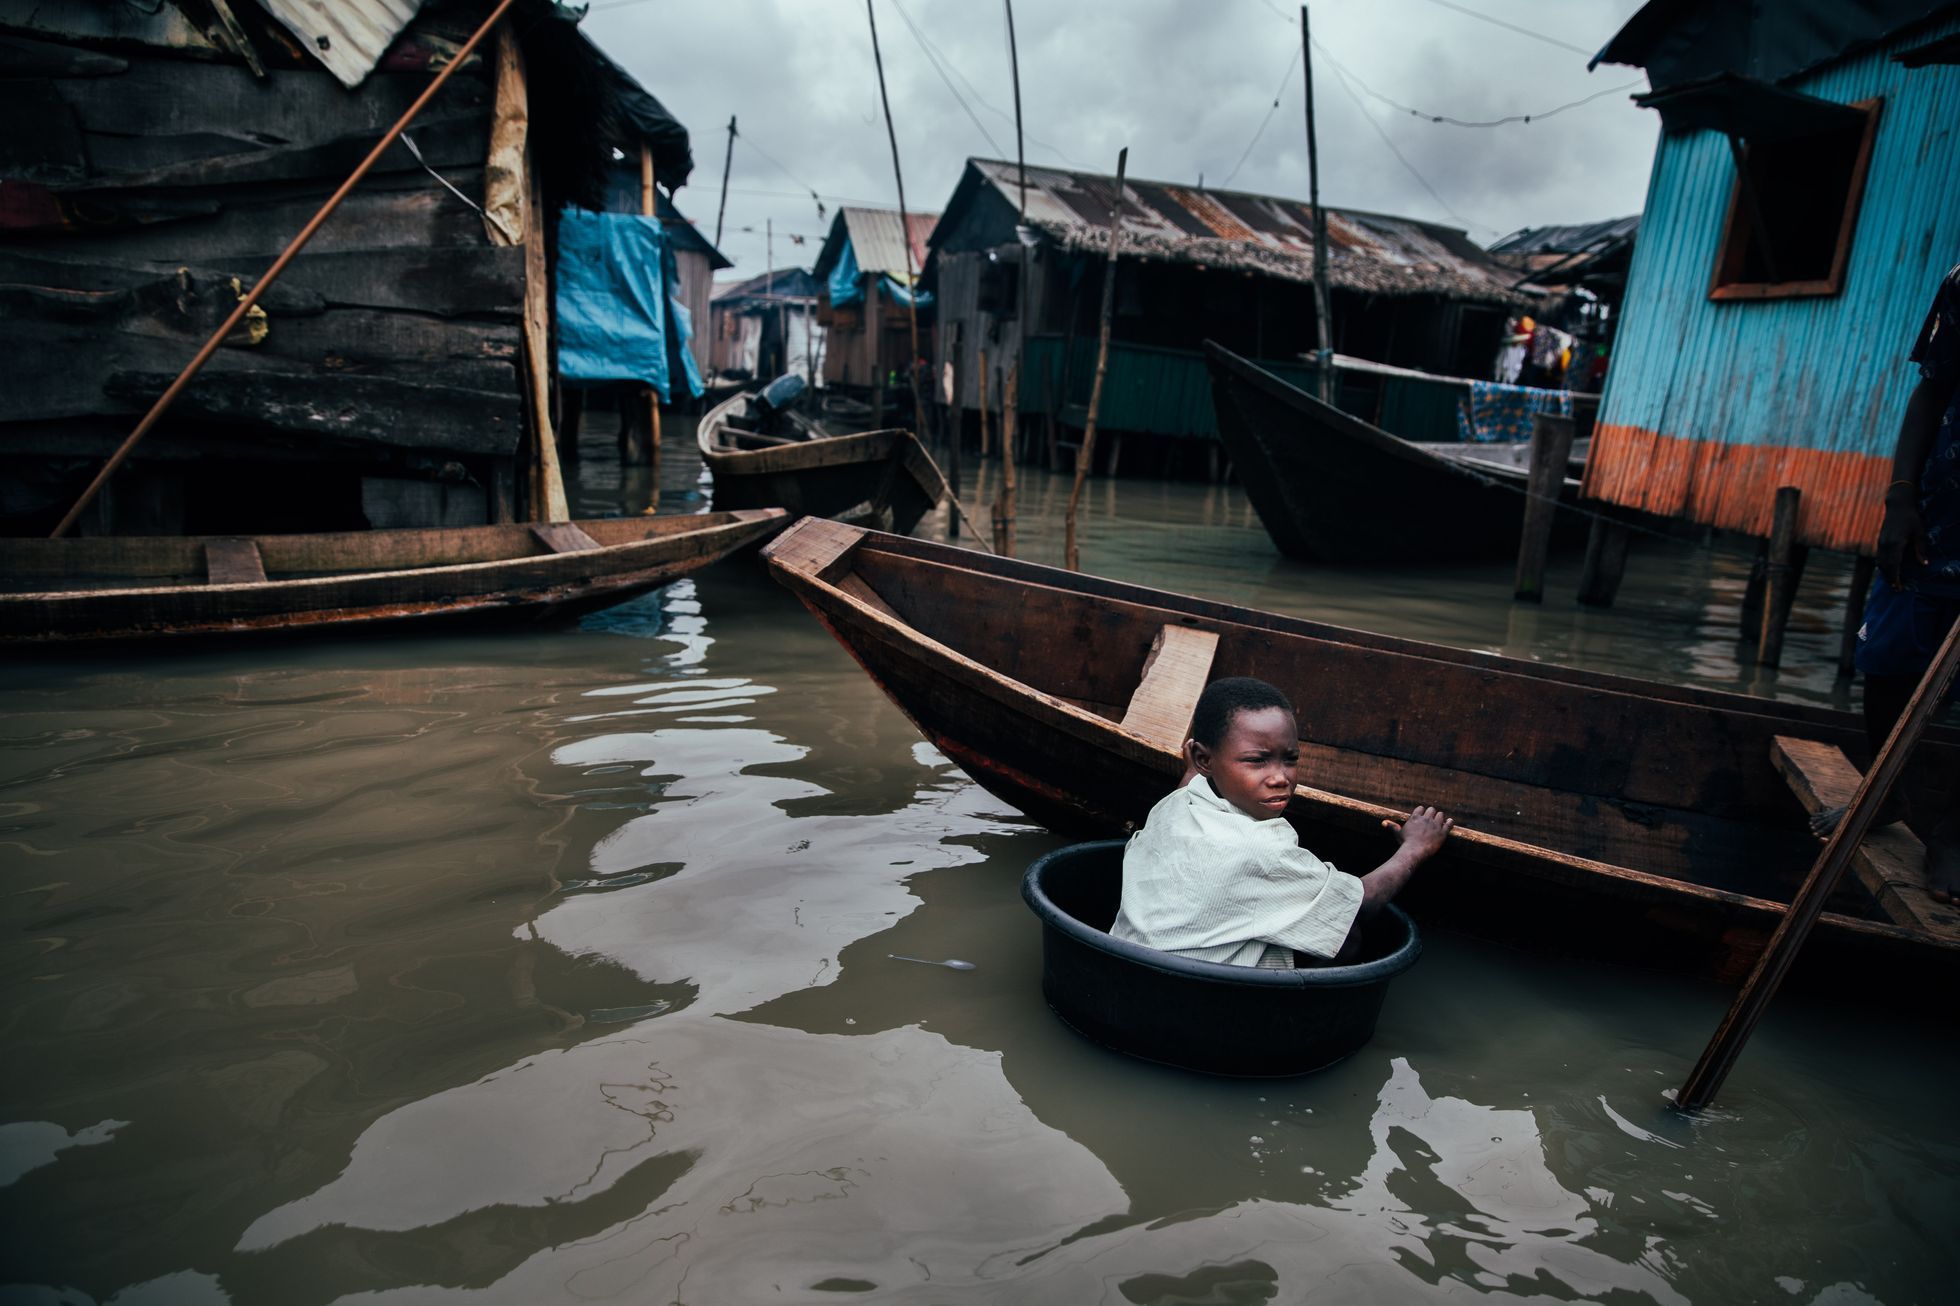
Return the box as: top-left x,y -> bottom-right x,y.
977,346 -> 992,457
1513,411 -> 1574,601
1677,613 -> 1960,1111
1003,0 -> 1026,556
1757,486 -> 1805,667
864,0 -> 928,455
995,358 -> 1019,555
1064,146 -> 1126,572
639,143 -> 663,499
49,0 -> 521,538
1302,4 -> 1335,404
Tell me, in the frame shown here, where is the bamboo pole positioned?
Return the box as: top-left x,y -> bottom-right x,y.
1676,613 -> 1960,1111
638,143 -> 663,499
1003,0 -> 1025,556
1302,4 -> 1334,404
1064,147 -> 1126,572
994,359 -> 1019,555
864,0 -> 927,450
49,0 -> 521,539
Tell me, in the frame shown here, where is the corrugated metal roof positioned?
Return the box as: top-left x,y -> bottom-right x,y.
1488,216 -> 1640,257
259,0 -> 428,88
958,159 -> 1525,305
837,207 -> 937,278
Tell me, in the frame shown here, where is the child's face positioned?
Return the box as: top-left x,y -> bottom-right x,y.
1193,706 -> 1299,821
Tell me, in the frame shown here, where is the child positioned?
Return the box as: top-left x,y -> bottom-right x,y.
1109,677 -> 1453,968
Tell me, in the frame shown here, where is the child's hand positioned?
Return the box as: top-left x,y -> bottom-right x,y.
1382,805 -> 1454,861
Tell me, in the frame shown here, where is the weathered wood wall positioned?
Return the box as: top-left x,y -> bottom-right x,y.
0,34 -> 523,534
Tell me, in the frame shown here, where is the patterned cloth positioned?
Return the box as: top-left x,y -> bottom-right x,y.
1907,261 -> 1960,597
1456,380 -> 1574,444
1109,776 -> 1364,966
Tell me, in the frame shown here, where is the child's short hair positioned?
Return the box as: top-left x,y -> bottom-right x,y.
1189,677 -> 1294,748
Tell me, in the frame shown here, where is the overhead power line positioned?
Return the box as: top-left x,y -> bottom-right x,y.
892,0 -> 1007,158
1319,47 -> 1487,234
1220,43 -> 1303,188
1312,39 -> 1644,127
1414,0 -> 1595,57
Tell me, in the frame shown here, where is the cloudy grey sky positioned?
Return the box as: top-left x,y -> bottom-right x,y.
583,0 -> 1657,280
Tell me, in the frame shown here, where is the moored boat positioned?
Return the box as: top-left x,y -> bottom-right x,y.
1025,840 -> 1421,1076
763,515 -> 1960,996
1205,341 -> 1587,563
0,510 -> 787,644
698,385 -> 949,534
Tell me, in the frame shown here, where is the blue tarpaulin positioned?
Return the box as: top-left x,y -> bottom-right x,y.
555,208 -> 703,402
827,238 -> 863,308
879,274 -> 933,309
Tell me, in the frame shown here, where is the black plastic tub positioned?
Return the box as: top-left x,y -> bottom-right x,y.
1022,840 -> 1421,1077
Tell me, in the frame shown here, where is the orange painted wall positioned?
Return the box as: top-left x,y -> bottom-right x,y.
1581,423 -> 1888,554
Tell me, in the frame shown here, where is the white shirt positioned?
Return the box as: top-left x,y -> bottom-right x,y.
1109,775 -> 1365,966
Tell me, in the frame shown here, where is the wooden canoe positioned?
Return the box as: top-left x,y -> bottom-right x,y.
1205,340 -> 1588,563
698,388 -> 949,535
763,516 -> 1960,995
0,510 -> 787,643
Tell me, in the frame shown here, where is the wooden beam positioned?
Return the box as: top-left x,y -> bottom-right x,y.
1514,411 -> 1574,602
1769,736 -> 1960,940
1120,624 -> 1220,750
1757,486 -> 1807,666
530,522 -> 601,554
203,538 -> 266,585
1065,146 -> 1127,572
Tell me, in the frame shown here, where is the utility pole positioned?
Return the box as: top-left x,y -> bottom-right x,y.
1302,4 -> 1334,403
1001,0 -> 1025,555
715,114 -> 736,249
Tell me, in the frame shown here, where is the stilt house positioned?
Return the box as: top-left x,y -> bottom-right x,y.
709,267 -> 824,384
1582,0 -> 1960,555
923,158 -> 1533,461
0,0 -> 695,536
813,206 -> 937,394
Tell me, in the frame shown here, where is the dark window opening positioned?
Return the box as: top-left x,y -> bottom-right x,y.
1710,99 -> 1880,300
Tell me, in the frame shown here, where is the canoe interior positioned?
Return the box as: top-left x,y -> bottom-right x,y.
833,533 -> 1956,915
0,515 -> 743,591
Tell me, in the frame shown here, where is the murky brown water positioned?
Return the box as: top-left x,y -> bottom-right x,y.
3,424 -> 1954,1304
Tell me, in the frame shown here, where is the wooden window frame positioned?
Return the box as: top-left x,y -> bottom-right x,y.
1708,97 -> 1882,302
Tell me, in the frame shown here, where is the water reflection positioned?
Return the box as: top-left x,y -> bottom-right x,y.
2,430 -> 1953,1303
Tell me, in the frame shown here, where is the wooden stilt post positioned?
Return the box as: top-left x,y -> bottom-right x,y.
1065,147 -> 1127,573
977,346 -> 992,458
995,358 -> 1019,556
1301,4 -> 1334,405
1678,613 -> 1960,1110
1513,411 -> 1574,602
1840,554 -> 1876,678
1757,486 -> 1804,667
946,322 -> 962,540
1577,515 -> 1632,608
634,143 -> 663,501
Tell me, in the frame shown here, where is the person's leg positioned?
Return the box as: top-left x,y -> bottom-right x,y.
1812,576 -> 1925,836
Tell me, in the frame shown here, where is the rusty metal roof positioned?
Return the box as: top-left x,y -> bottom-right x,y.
258,0 -> 428,87
947,158 -> 1528,305
814,206 -> 939,281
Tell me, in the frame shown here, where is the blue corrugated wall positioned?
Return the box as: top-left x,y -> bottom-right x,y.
1588,17 -> 1960,549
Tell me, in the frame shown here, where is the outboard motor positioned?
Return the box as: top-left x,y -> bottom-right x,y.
752,373 -> 808,435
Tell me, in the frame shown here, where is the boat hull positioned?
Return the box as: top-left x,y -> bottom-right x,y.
1206,340 -> 1584,563
763,517 -> 1960,995
699,391 -> 948,534
0,510 -> 787,643
1025,840 -> 1420,1076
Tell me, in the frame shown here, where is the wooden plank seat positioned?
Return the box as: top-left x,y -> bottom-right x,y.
530,523 -> 602,554
1771,735 -> 1960,941
204,538 -> 266,585
1120,624 -> 1220,750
